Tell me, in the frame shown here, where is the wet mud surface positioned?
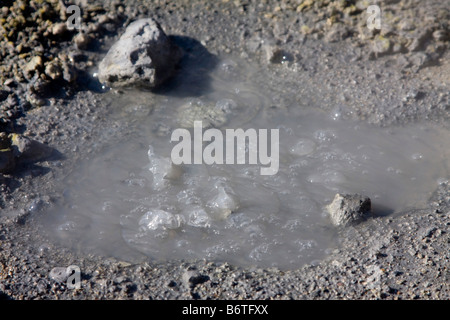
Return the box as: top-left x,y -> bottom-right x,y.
0,0 -> 449,299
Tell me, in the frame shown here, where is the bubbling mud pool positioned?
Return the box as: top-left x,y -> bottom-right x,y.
41,58 -> 450,269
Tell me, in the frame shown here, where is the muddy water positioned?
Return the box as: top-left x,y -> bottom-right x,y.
41,58 -> 450,269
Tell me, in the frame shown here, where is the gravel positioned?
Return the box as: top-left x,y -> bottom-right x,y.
0,0 -> 449,300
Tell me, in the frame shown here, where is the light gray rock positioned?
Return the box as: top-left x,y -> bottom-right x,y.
98,18 -> 182,89
49,267 -> 70,283
327,193 -> 371,226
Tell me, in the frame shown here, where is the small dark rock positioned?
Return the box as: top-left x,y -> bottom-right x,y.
167,280 -> 177,288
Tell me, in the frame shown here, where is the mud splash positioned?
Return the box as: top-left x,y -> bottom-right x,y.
40,58 -> 450,269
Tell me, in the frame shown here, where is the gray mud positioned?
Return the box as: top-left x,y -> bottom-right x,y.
0,0 -> 449,300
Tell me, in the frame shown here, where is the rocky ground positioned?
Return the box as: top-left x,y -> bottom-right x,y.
0,0 -> 449,300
